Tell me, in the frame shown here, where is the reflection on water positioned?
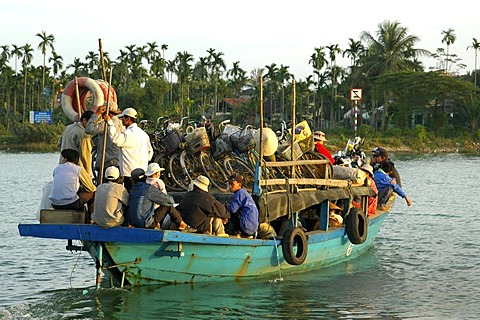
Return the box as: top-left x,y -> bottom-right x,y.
2,152 -> 480,319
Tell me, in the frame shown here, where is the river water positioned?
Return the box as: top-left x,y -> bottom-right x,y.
1,152 -> 479,319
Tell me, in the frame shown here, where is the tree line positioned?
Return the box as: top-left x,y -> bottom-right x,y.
0,20 -> 479,141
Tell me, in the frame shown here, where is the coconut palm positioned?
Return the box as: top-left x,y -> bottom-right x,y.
359,20 -> 430,129
441,28 -> 456,73
467,38 -> 480,87
36,31 -> 55,108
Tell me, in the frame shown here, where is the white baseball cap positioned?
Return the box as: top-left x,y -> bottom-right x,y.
118,107 -> 137,119
105,166 -> 120,180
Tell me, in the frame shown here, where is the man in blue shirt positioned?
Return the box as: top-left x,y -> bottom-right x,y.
225,173 -> 259,237
374,161 -> 412,208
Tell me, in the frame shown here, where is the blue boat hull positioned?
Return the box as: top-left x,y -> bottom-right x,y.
18,212 -> 388,285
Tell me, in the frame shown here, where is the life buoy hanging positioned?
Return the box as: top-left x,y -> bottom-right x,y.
95,79 -> 118,111
282,227 -> 308,265
61,77 -> 104,122
345,207 -> 368,244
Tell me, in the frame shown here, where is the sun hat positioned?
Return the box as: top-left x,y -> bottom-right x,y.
329,202 -> 342,210
227,173 -> 244,185
105,166 -> 120,180
145,163 -> 165,176
117,107 -> 138,119
313,131 -> 326,141
131,168 -> 146,181
192,175 -> 210,192
359,163 -> 374,177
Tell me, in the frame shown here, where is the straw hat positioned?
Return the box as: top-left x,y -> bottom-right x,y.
192,175 -> 210,192
253,127 -> 278,157
145,163 -> 165,176
313,131 -> 326,141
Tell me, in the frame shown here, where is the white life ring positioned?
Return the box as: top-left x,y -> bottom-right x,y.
61,77 -> 104,122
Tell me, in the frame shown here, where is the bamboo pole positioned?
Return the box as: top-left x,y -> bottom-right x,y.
98,67 -> 113,185
98,39 -> 106,81
74,76 -> 82,119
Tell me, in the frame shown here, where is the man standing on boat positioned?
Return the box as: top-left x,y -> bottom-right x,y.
104,107 -> 153,192
176,175 -> 230,236
128,168 -> 187,230
225,173 -> 259,238
85,103 -> 124,179
59,111 -> 94,177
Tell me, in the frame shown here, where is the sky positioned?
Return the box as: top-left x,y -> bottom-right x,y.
2,0 -> 478,81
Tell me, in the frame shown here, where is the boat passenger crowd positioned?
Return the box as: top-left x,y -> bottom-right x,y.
41,104 -> 412,238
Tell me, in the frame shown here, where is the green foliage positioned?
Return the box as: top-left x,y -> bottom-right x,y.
11,122 -> 64,145
414,125 -> 427,142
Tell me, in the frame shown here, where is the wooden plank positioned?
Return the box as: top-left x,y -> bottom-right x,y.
40,209 -> 86,224
259,178 -> 350,188
262,159 -> 329,167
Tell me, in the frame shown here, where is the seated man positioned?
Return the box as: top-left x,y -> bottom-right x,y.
49,149 -> 96,213
374,161 -> 412,208
176,175 -> 230,236
225,173 -> 259,237
128,168 -> 187,230
91,166 -> 129,227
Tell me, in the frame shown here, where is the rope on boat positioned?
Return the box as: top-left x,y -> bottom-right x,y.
69,225 -> 85,288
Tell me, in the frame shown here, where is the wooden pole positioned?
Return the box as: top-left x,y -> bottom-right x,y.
253,74 -> 264,196
74,76 -> 82,120
290,79 -> 296,181
98,67 -> 113,185
98,39 -> 107,81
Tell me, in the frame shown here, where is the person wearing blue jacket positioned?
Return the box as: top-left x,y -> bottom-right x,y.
128,168 -> 187,230
225,173 -> 259,237
374,161 -> 412,208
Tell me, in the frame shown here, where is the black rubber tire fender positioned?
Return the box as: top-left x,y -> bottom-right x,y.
282,227 -> 308,265
345,207 -> 368,244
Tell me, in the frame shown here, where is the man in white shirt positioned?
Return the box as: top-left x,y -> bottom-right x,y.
104,107 -> 153,191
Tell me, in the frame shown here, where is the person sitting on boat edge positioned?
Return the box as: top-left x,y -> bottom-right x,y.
224,173 -> 259,238
49,148 -> 96,214
374,161 -> 412,208
313,131 -> 334,164
176,175 -> 230,237
128,168 -> 187,230
359,163 -> 378,216
91,166 -> 129,228
371,147 -> 402,187
145,162 -> 167,194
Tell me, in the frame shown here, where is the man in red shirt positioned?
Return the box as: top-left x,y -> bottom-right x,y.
313,131 -> 334,164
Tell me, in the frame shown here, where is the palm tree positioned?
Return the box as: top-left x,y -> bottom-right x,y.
11,45 -> 23,74
174,51 -> 194,116
277,64 -> 291,119
161,44 -> 168,59
264,63 -> 279,122
67,58 -> 86,76
206,48 -> 226,118
441,28 -> 456,73
21,44 -> 34,121
36,31 -> 55,109
467,38 -> 480,87
359,20 -> 430,129
85,51 -> 99,75
343,38 -> 365,72
49,51 -> 63,109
